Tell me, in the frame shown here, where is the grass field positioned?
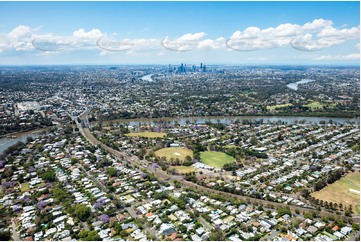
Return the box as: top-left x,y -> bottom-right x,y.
311,171 -> 360,212
20,182 -> 30,192
304,101 -> 323,110
172,166 -> 196,174
200,151 -> 236,168
155,147 -> 193,161
266,103 -> 293,111
125,131 -> 166,138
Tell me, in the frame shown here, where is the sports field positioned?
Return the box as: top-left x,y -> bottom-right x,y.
200,151 -> 235,168
125,132 -> 166,138
155,147 -> 193,161
311,171 -> 360,212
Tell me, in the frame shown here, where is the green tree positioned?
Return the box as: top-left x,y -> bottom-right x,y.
79,230 -> 101,241
106,167 -> 117,177
40,169 -> 56,182
74,204 -> 91,222
0,230 -> 11,241
209,229 -> 225,241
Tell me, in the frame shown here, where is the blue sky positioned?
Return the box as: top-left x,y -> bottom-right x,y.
0,1 -> 359,65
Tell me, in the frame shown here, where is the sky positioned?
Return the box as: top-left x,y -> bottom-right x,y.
0,1 -> 359,65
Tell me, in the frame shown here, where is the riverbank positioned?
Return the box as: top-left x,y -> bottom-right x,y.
94,114 -> 359,126
0,125 -> 55,139
0,126 -> 56,155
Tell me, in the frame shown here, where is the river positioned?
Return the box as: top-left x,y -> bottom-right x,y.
2,115 -> 358,155
0,127 -> 54,155
99,115 -> 359,126
287,79 -> 315,90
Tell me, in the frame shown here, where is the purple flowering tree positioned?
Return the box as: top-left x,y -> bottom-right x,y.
28,166 -> 36,173
37,201 -> 47,210
94,202 -> 104,210
99,214 -> 110,223
2,181 -> 15,188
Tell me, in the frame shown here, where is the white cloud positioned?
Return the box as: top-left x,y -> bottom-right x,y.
314,53 -> 360,60
177,32 -> 206,41
302,19 -> 333,30
73,28 -> 104,39
7,25 -> 33,39
0,19 -> 359,57
0,25 -> 49,51
228,18 -> 359,51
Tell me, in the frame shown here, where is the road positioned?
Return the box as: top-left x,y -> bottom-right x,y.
198,216 -> 213,231
78,122 -> 360,224
77,149 -> 159,238
348,231 -> 360,241
11,219 -> 20,241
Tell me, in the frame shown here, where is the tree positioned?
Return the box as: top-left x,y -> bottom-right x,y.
352,223 -> 360,231
74,204 -> 91,222
179,225 -> 187,233
223,162 -> 239,171
106,167 -> 117,177
209,229 -> 225,241
185,175 -> 197,183
40,169 -> 56,182
250,136 -> 258,145
185,155 -> 192,162
79,230 -> 101,241
173,180 -> 181,188
0,229 -> 11,241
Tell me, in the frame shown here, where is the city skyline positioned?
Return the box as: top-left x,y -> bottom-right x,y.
0,1 -> 359,65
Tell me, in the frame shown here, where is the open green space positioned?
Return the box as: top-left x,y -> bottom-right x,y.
155,147 -> 193,161
200,151 -> 235,168
125,131 -> 167,138
20,182 -> 30,192
311,171 -> 360,213
266,103 -> 293,111
304,101 -> 323,110
172,166 -> 196,174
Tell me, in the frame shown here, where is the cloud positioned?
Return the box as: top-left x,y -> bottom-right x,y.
302,19 -> 333,30
73,28 -> 104,39
228,18 -> 359,51
0,25 -> 106,53
177,32 -> 206,41
161,33 -> 226,51
314,53 -> 360,60
0,25 -> 49,51
0,19 -> 359,56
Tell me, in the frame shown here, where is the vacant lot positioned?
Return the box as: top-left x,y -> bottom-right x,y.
200,151 -> 235,168
266,103 -> 293,111
172,166 -> 196,174
311,171 -> 360,212
155,147 -> 193,161
125,132 -> 166,138
304,101 -> 323,110
20,182 -> 30,192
